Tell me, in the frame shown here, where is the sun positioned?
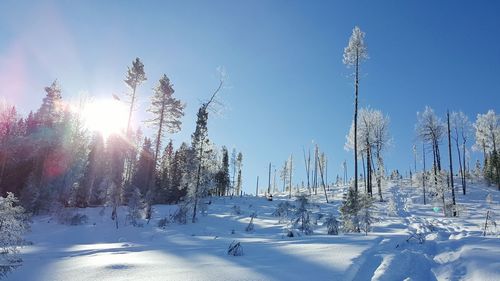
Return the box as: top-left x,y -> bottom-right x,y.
81,98 -> 128,138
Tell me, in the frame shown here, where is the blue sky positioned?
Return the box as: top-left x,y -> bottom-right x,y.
1,0 -> 499,193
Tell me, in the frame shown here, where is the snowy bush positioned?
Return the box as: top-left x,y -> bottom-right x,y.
171,204 -> 189,224
386,196 -> 397,217
483,210 -> 497,236
157,217 -> 170,229
272,201 -> 294,223
324,215 -> 339,235
486,193 -> 493,205
231,205 -> 242,215
126,187 -> 145,227
340,189 -> 361,233
70,214 -> 88,225
245,213 -> 256,232
0,193 -> 30,278
292,195 -> 313,235
358,194 -> 375,235
227,241 -> 243,256
55,208 -> 87,226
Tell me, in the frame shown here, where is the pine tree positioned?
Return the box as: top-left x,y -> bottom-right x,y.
77,133 -> 105,207
106,134 -> 127,228
125,58 -> 147,135
130,137 -> 155,198
36,80 -> 63,127
340,188 -> 361,233
146,74 -> 185,205
215,146 -> 230,196
155,140 -> 174,203
190,106 -> 210,223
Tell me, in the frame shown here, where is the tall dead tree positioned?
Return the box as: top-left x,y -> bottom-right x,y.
191,77 -> 224,223
343,26 -> 368,194
447,111 -> 457,216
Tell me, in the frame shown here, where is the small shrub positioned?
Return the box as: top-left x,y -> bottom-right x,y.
325,215 -> 339,235
231,205 -> 242,215
171,204 -> 189,224
245,213 -> 256,232
157,217 -> 170,229
70,214 -> 88,225
272,201 -> 294,223
227,241 -> 243,256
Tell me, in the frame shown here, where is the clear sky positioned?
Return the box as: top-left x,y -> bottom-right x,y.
1,0 -> 499,194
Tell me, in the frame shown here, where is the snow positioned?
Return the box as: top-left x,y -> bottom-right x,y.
5,181 -> 500,281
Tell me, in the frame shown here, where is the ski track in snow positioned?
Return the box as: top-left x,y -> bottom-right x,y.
5,182 -> 500,281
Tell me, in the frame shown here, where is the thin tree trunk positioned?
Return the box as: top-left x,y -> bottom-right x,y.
256,176 -> 259,197
317,153 -> 329,203
353,51 -> 359,194
462,141 -> 467,194
423,142 -> 427,205
455,139 -> 463,193
267,162 -> 271,195
361,153 -> 366,193
447,111 -> 456,217
303,147 -> 311,196
192,139 -> 204,223
289,155 -> 293,199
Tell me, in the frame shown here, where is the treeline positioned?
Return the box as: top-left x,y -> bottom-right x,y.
0,58 -> 242,223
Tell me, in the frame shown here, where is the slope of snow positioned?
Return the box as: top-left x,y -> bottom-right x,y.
5,182 -> 500,281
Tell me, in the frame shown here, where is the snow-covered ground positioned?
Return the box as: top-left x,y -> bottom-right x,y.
5,182 -> 500,281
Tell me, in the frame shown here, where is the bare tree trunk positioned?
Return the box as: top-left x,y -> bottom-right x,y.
317,154 -> 329,203
256,176 -> 259,197
462,141 -> 467,194
303,147 -> 311,196
447,111 -> 457,217
267,162 -> 271,195
353,51 -> 359,194
422,142 -> 427,205
289,155 -> 293,199
313,145 -> 318,195
366,138 -> 372,197
192,140 -> 204,223
361,153 -> 366,193
455,139 -> 463,193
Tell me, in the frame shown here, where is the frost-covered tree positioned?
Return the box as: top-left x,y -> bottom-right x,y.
324,215 -> 339,235
343,26 -> 368,194
0,193 -> 29,278
340,188 -> 361,233
215,146 -> 230,196
450,111 -> 472,194
346,108 -> 390,201
236,152 -> 243,196
76,132 -> 105,207
473,110 -> 499,188
358,194 -> 374,235
189,76 -> 224,223
105,134 -> 127,228
416,106 -> 445,186
292,195 -> 313,235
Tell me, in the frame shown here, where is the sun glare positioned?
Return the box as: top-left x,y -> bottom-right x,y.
82,99 -> 128,138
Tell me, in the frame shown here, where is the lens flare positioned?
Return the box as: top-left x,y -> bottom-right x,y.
81,98 -> 128,138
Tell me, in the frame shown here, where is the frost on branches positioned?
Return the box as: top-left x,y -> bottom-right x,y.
0,193 -> 30,278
